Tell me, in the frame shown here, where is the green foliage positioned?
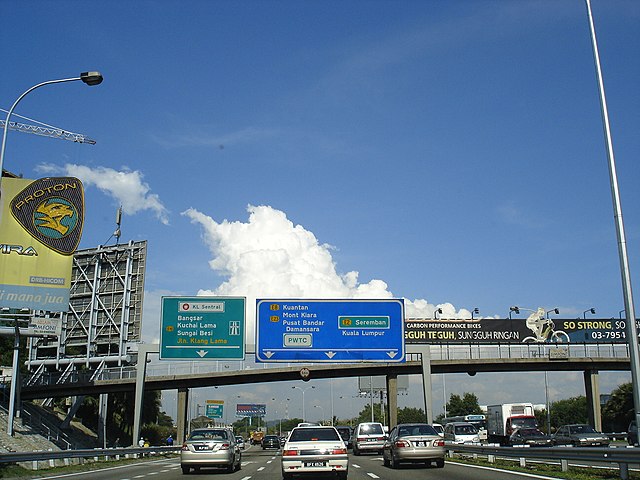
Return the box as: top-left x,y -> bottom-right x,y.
357,401 -> 384,424
550,396 -> 587,427
72,390 -> 170,447
140,423 -> 176,446
535,409 -> 550,434
446,392 -> 482,416
397,406 -> 425,423
602,383 -> 633,432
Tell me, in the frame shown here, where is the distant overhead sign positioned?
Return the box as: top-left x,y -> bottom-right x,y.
236,403 -> 266,417
206,400 -> 224,419
160,296 -> 245,360
256,299 -> 405,363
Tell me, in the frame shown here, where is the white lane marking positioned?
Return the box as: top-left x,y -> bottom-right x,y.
240,477 -> 252,480
352,463 -> 361,468
257,466 -> 266,471
367,474 -> 380,479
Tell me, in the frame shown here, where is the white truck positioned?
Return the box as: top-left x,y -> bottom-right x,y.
486,403 -> 538,445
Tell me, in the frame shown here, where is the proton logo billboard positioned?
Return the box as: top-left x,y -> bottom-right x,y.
10,177 -> 84,255
0,177 -> 84,311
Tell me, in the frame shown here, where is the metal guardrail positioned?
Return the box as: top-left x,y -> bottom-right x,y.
0,446 -> 181,468
447,443 -> 639,480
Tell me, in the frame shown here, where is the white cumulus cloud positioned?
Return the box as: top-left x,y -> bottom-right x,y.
36,163 -> 169,225
182,204 -> 470,343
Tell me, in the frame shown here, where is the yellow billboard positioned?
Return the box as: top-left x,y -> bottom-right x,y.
0,176 -> 84,311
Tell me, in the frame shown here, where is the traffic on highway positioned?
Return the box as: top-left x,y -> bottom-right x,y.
11,445 -> 581,480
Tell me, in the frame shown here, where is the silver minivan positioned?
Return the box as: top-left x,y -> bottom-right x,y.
443,422 -> 479,444
353,422 -> 386,455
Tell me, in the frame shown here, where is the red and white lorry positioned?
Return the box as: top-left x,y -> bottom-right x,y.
486,403 -> 538,445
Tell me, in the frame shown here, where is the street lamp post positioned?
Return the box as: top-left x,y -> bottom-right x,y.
292,385 -> 315,422
583,308 -> 596,319
1,72 -> 103,437
313,405 -> 325,425
545,308 -> 560,320
585,0 -> 640,431
509,306 -> 520,319
0,72 -> 103,177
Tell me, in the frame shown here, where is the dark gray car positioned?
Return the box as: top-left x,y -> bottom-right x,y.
509,428 -> 552,447
552,424 -> 609,447
628,421 -> 638,446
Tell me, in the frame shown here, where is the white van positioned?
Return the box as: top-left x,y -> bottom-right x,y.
444,422 -> 479,444
353,422 -> 386,455
431,423 -> 444,437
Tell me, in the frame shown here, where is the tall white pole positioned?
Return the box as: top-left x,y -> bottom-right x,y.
584,0 -> 640,430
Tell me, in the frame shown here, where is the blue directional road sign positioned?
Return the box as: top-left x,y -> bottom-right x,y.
160,296 -> 245,360
256,299 -> 405,363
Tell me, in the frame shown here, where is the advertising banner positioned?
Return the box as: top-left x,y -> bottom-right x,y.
405,316 -> 637,344
236,403 -> 266,417
0,177 -> 84,312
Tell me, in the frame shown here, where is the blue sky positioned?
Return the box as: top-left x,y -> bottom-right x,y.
2,0 -> 639,422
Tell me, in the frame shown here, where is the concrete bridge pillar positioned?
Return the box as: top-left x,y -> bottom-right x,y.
177,388 -> 189,444
386,374 -> 398,429
584,369 -> 602,431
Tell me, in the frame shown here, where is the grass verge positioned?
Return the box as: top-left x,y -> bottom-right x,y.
448,454 -> 640,480
0,453 -> 177,479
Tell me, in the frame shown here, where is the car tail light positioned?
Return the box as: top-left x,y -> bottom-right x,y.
181,443 -> 188,451
220,443 -> 230,450
331,448 -> 347,454
434,439 -> 445,447
395,440 -> 410,448
283,450 -> 298,456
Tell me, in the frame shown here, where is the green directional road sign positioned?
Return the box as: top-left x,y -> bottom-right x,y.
206,402 -> 224,419
160,296 -> 245,360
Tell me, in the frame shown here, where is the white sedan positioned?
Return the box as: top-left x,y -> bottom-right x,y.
281,425 -> 348,479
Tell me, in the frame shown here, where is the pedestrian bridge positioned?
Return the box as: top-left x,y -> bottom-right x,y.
17,342 -> 630,445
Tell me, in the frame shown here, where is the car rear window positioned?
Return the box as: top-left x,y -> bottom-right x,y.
359,423 -> 383,435
289,428 -> 340,442
188,429 -> 228,440
454,425 -> 477,434
398,425 -> 437,436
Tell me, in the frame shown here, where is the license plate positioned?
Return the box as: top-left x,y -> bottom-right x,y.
415,441 -> 426,447
304,461 -> 326,467
195,445 -> 210,451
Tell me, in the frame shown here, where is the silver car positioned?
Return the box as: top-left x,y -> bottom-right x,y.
281,425 -> 348,480
180,428 -> 241,474
383,423 -> 445,469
